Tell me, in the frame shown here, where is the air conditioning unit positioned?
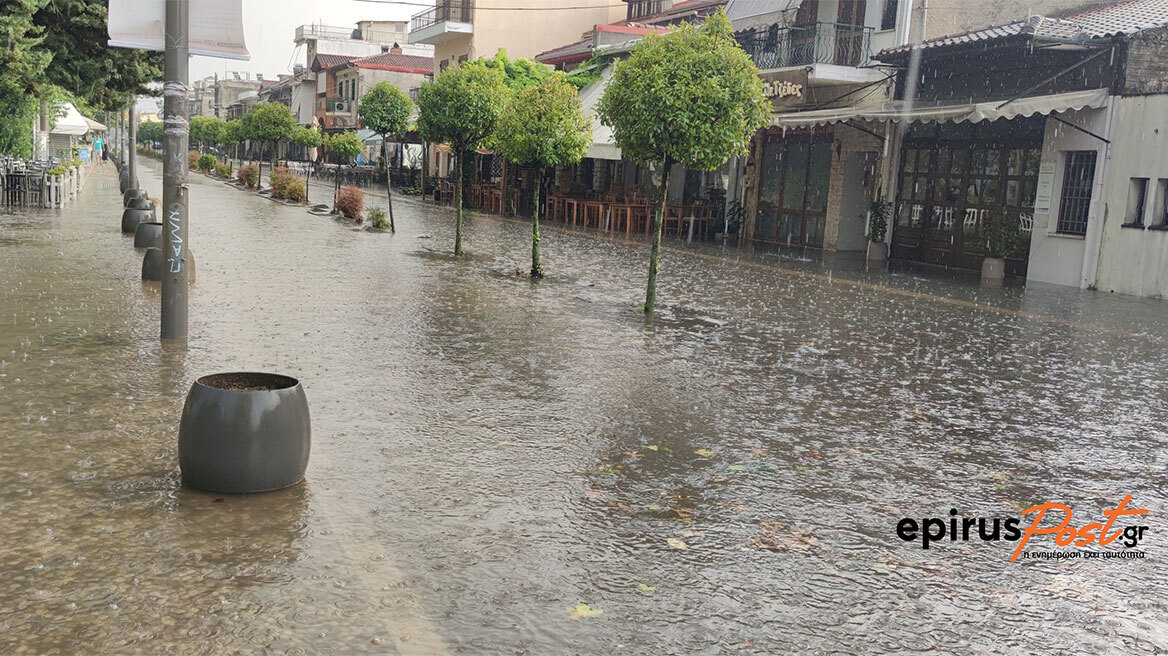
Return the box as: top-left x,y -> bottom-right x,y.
333,101 -> 346,112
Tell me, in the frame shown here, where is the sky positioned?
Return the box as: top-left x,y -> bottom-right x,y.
188,0 -> 417,82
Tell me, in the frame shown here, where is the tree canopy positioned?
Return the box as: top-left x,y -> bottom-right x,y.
136,120 -> 164,145
597,10 -> 769,172
480,49 -> 549,93
189,116 -> 227,149
222,119 -> 245,146
416,60 -> 507,153
323,131 -> 363,162
495,74 -> 591,169
358,82 -> 413,138
291,126 -> 322,150
242,102 -> 296,145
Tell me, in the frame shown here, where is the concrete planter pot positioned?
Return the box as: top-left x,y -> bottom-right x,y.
142,247 -> 196,282
119,169 -> 131,193
981,257 -> 1006,281
178,372 -> 311,493
122,207 -> 154,234
123,188 -> 144,206
126,197 -> 153,211
867,242 -> 888,263
133,221 -> 163,249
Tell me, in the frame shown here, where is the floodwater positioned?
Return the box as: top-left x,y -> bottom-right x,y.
2,161 -> 1167,655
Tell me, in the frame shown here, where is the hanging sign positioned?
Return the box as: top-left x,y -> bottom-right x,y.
108,0 -> 249,60
1034,160 -> 1055,214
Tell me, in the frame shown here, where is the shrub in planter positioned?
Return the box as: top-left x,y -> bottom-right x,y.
188,150 -> 201,169
980,205 -> 1022,259
868,200 -> 890,243
269,167 -> 295,199
283,178 -> 307,204
46,165 -> 66,176
214,162 -> 233,178
368,207 -> 390,230
335,185 -> 364,221
197,153 -> 216,173
237,164 -> 259,188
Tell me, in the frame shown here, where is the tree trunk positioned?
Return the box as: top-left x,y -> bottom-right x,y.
303,158 -> 311,205
644,156 -> 672,315
531,166 -> 544,278
454,150 -> 464,257
382,138 -> 395,232
502,157 -> 511,217
420,141 -> 428,201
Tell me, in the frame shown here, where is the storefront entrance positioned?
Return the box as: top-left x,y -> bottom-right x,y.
891,117 -> 1044,275
755,131 -> 833,247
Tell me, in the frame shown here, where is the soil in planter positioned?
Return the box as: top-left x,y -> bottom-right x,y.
197,372 -> 298,391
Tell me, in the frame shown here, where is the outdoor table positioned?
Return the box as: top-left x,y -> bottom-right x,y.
583,200 -> 606,230
564,197 -> 584,226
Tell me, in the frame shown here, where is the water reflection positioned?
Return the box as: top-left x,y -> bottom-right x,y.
1,162 -> 1166,653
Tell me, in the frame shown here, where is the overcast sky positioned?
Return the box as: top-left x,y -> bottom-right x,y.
189,1 -> 416,82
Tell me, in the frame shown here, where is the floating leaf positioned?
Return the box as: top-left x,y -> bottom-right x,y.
646,445 -> 659,451
694,449 -> 714,457
646,503 -> 663,511
666,538 -> 688,550
570,603 -> 604,619
727,465 -> 746,472
636,583 -> 656,593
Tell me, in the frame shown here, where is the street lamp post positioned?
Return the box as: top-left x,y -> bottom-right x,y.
161,0 -> 190,341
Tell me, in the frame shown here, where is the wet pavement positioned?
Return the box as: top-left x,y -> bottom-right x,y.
2,160 -> 1167,654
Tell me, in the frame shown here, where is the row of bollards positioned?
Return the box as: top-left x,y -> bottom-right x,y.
115,159 -> 307,494
119,171 -> 195,282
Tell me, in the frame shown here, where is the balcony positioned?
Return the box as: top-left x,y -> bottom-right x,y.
409,1 -> 474,45
738,22 -> 873,71
295,24 -> 359,43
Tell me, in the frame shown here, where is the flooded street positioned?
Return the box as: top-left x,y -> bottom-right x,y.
2,161 -> 1167,654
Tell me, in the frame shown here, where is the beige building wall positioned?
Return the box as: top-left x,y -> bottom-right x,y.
914,0 -> 1098,41
430,0 -> 625,70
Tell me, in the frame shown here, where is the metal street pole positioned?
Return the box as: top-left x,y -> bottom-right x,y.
128,103 -> 138,188
161,0 -> 190,341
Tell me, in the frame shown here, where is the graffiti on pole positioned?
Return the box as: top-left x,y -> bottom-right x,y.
167,202 -> 184,273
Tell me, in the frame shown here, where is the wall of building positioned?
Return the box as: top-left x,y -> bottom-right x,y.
1120,26 -> 1168,95
917,0 -> 1097,41
432,0 -> 623,70
1093,95 -> 1168,297
1025,105 -> 1110,288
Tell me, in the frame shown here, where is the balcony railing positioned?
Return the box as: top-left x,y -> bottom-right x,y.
737,22 -> 873,70
295,24 -> 359,42
410,1 -> 474,33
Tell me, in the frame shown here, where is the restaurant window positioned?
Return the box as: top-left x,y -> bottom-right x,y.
1056,151 -> 1096,236
755,133 -> 831,247
439,59 -> 449,71
1125,178 -> 1148,227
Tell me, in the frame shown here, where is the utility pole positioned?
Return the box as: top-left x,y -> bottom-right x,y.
161,0 -> 190,341
128,103 -> 138,188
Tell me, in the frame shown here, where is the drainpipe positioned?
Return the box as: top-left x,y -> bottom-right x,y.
1080,92 -> 1117,289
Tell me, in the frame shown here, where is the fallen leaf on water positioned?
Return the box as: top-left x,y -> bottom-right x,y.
694,449 -> 714,457
636,583 -> 656,593
570,603 -> 604,619
646,504 -> 663,511
646,445 -> 659,451
666,538 -> 688,550
727,465 -> 746,472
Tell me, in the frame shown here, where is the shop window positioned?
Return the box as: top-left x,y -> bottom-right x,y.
1056,151 -> 1096,236
1125,178 -> 1148,227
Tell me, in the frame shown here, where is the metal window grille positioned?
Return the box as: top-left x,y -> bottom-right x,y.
1056,151 -> 1096,236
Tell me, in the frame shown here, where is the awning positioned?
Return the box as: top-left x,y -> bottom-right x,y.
51,102 -> 91,136
578,65 -> 621,161
83,116 -> 108,132
356,128 -> 382,144
774,88 -> 1109,127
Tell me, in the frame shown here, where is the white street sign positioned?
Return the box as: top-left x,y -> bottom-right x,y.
108,0 -> 249,60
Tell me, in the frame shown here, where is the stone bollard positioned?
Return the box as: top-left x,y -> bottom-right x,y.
122,207 -> 154,234
133,221 -> 163,249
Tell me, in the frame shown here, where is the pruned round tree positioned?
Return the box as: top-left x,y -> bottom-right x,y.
291,126 -> 322,203
416,60 -> 507,257
358,82 -> 413,233
598,10 -> 770,314
323,131 -> 363,212
495,74 -> 591,278
241,101 -> 295,186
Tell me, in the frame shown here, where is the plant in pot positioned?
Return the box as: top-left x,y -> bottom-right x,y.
867,200 -> 891,262
979,205 -> 1021,281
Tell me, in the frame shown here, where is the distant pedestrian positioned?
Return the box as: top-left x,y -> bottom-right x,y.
94,137 -> 104,164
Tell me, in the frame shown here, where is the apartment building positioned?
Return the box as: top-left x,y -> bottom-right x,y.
407,0 -> 625,72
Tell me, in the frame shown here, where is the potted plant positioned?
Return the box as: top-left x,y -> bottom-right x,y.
178,372 -> 310,493
867,200 -> 891,263
979,205 -> 1022,281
